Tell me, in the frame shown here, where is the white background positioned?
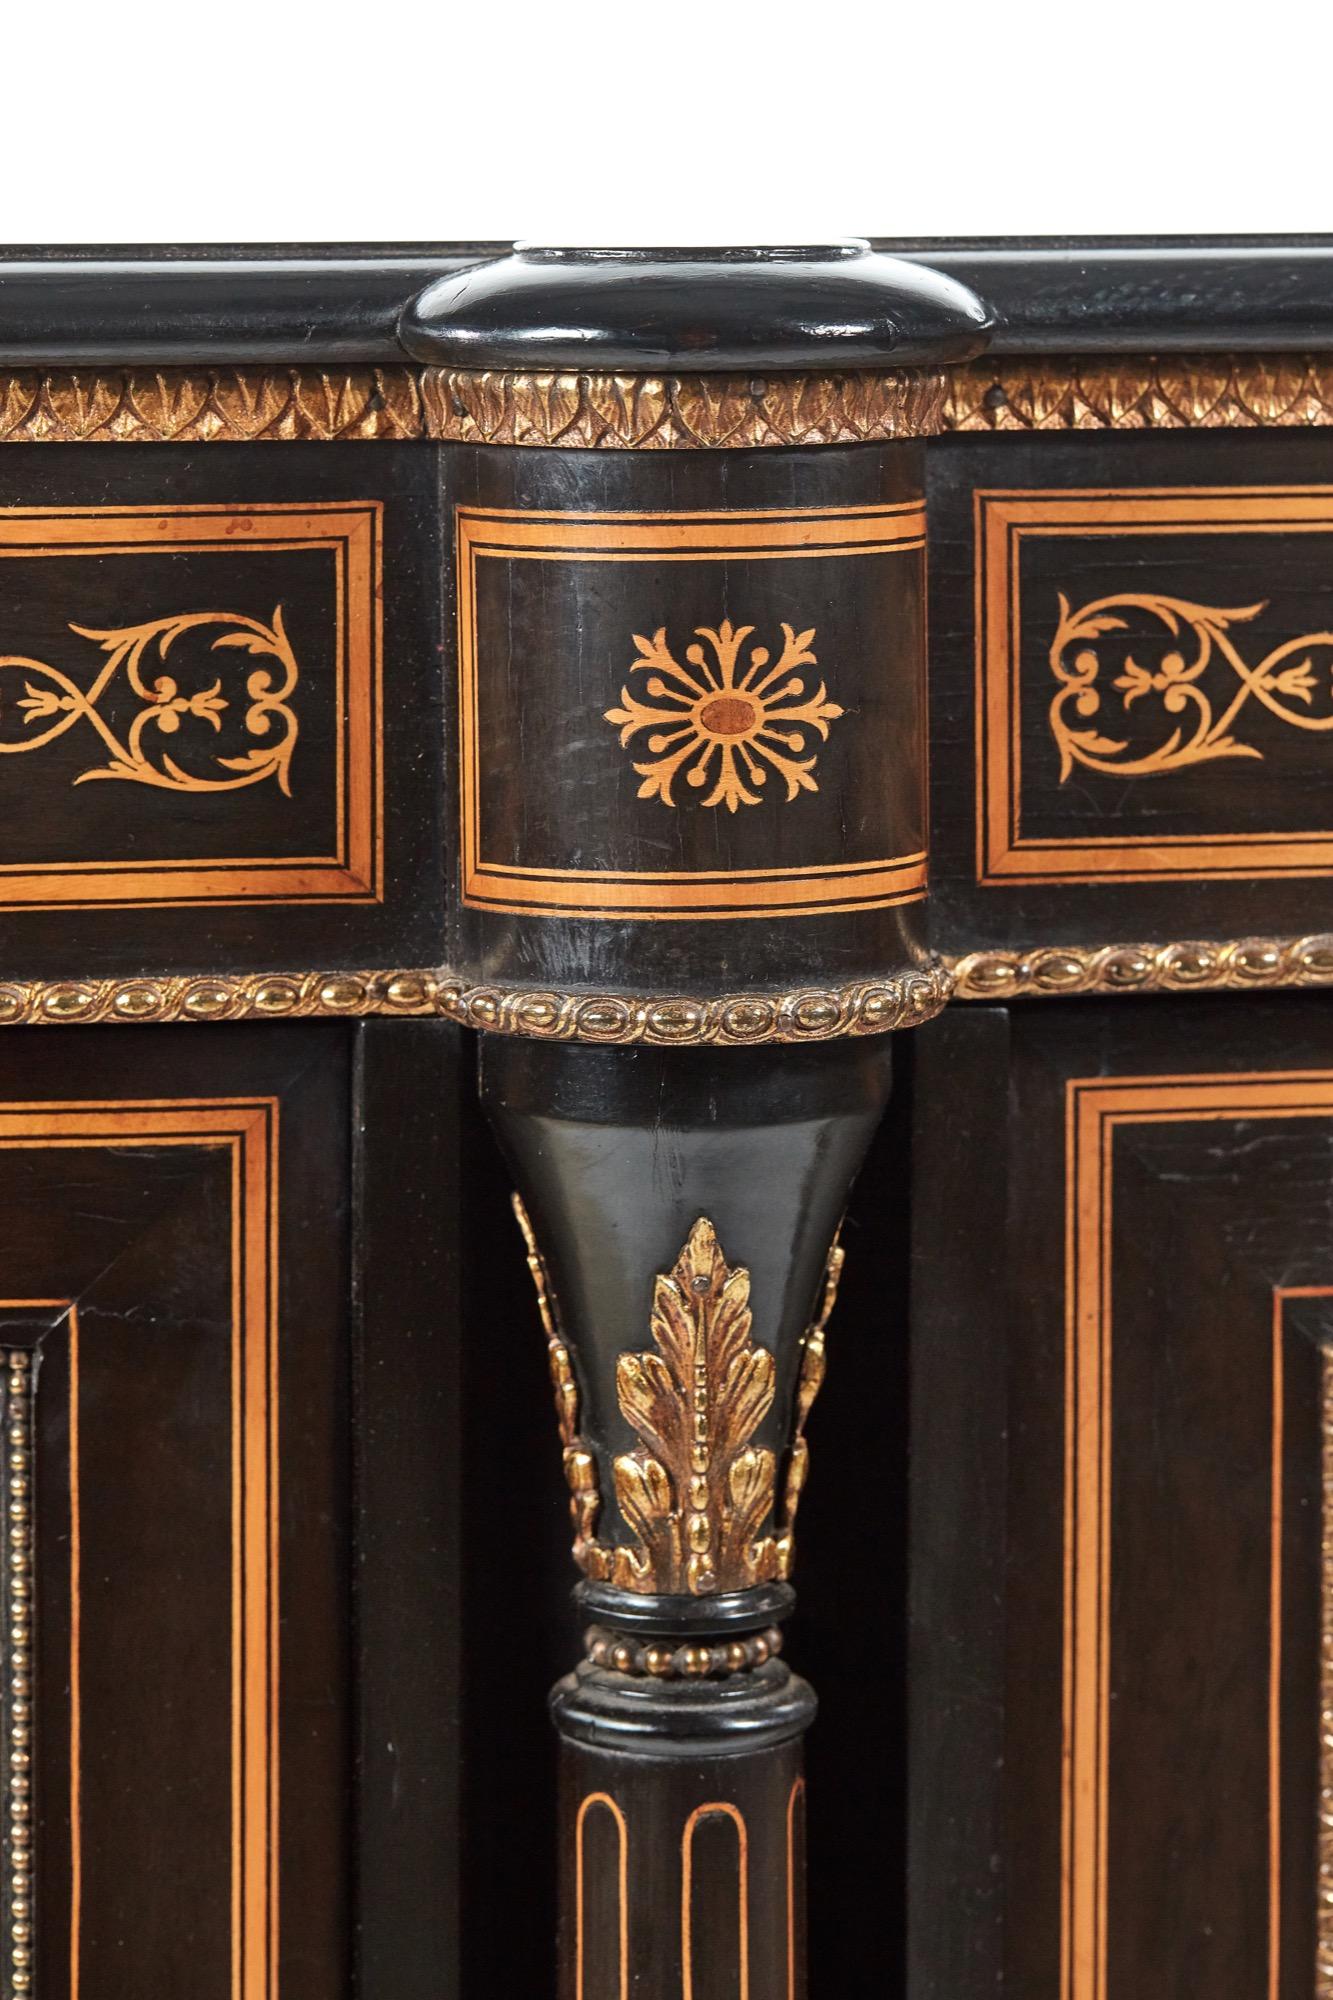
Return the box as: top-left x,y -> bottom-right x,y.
5,0 -> 1328,245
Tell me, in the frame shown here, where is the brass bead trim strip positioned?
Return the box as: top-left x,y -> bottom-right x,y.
437,964 -> 953,1044
6,942 -> 1333,1023
944,354 -> 1333,432
1312,1344 -> 1320,2000
0,969 -> 446,1027
0,963 -> 952,1042
949,934 -> 1333,999
3,1350 -> 34,1999
419,366 -> 946,448
584,1624 -> 785,1680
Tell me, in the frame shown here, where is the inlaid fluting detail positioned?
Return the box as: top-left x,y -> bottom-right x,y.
606,620 -> 842,813
421,365 -> 946,447
950,934 -> 1333,999
945,354 -> 1333,431
575,1792 -> 628,2000
681,1803 -> 749,2000
2,1349 -> 34,2000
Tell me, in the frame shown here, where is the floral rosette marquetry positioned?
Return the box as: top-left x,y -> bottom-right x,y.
605,618 -> 842,813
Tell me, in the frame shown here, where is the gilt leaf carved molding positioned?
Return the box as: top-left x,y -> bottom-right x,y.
945,355 -> 1333,431
1,357 -> 1332,445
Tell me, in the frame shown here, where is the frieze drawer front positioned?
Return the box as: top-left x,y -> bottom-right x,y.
929,430 -> 1333,968
0,447 -> 445,985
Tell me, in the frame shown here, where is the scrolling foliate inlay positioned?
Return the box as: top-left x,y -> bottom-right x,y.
605,620 -> 842,813
0,608 -> 299,796
1050,592 -> 1333,782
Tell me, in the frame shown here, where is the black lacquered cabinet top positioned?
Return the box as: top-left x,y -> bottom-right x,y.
3,237 -> 1332,363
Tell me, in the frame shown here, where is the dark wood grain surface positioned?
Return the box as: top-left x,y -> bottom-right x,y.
911,996 -> 1333,1999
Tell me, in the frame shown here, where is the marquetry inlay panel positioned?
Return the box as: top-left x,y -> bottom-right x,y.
0,503 -> 382,910
456,503 -> 927,921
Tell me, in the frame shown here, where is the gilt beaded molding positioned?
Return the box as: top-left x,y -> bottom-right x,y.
0,943 -> 1331,1026
0,964 -> 952,1040
949,934 -> 1333,999
1,1349 -> 33,2000
1312,1344 -> 1320,2000
436,966 -> 952,1043
0,969 -> 445,1026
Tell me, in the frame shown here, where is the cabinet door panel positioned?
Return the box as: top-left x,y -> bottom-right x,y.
0,1026 -> 350,2000
911,999 -> 1333,1999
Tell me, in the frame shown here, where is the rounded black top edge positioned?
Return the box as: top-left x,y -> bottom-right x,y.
398,240 -> 994,373
513,240 -> 871,263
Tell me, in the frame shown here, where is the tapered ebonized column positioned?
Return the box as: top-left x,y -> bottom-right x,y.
405,243 -> 991,1997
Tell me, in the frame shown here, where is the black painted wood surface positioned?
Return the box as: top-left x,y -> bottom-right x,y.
0,1025 -> 350,2000
5,241 -> 1333,362
910,996 -> 1333,1998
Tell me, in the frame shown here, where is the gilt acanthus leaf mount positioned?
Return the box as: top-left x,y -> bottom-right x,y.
611,1217 -> 779,1596
517,1200 -> 846,1599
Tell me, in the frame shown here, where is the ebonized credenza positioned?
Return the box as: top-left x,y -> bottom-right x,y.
0,237 -> 1329,2000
